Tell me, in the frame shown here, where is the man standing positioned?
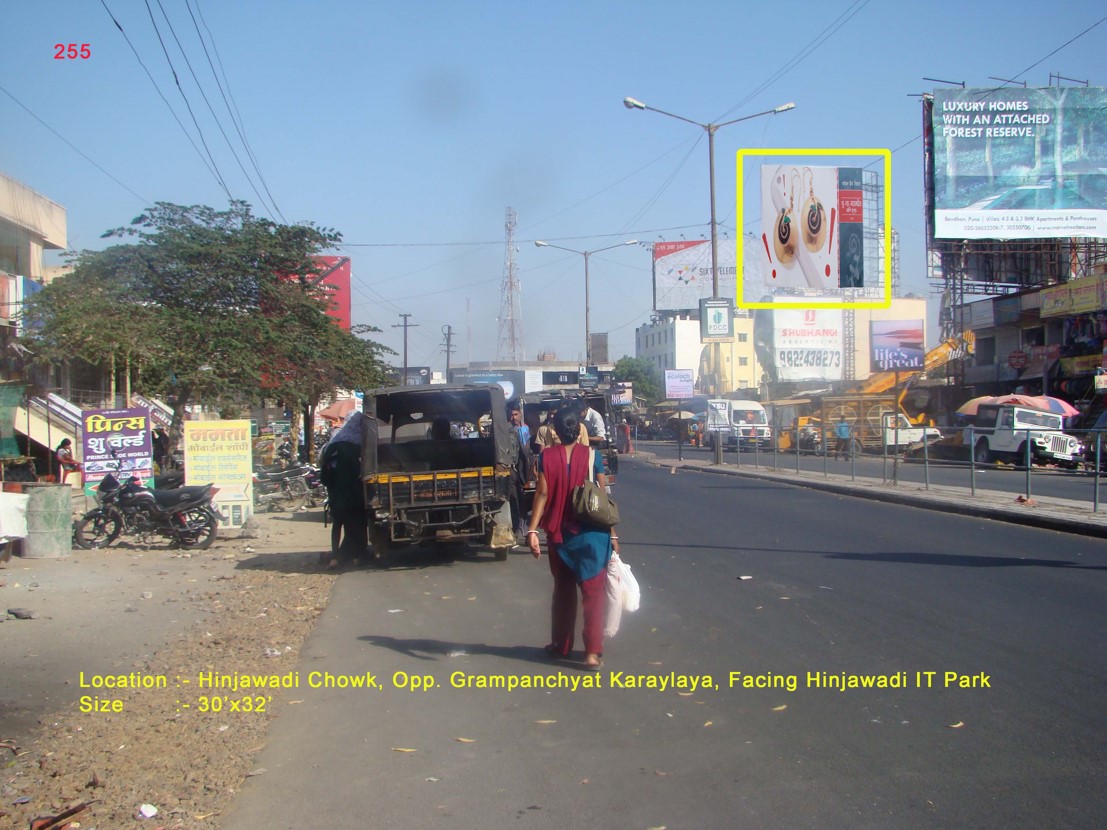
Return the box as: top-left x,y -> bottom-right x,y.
834,418 -> 852,460
579,399 -> 607,447
507,402 -> 533,541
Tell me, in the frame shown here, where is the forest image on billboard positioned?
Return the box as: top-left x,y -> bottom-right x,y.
932,87 -> 1107,240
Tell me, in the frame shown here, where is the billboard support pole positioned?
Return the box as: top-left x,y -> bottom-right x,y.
893,371 -> 900,485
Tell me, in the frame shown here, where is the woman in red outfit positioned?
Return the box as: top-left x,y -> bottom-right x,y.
526,406 -> 618,669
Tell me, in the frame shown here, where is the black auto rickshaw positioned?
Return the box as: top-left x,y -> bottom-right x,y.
361,384 -> 517,561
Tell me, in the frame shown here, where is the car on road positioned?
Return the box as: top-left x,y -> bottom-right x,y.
967,404 -> 1082,468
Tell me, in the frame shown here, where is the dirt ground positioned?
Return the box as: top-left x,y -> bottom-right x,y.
1,504 -> 338,829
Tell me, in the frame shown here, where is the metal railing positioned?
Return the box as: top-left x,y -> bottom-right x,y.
708,424 -> 1106,513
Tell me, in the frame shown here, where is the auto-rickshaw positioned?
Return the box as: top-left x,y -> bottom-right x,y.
361,384 -> 517,561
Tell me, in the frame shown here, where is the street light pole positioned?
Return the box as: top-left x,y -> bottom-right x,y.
534,239 -> 637,366
623,97 -> 795,394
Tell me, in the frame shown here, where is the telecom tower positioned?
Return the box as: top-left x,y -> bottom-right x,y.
497,207 -> 524,364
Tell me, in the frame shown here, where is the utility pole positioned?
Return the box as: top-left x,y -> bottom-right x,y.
441,324 -> 455,381
393,313 -> 417,384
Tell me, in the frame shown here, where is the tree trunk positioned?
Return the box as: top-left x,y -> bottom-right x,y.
302,401 -> 318,462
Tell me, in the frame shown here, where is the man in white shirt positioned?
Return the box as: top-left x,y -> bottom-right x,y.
579,401 -> 607,447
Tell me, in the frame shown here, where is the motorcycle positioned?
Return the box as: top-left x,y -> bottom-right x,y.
303,464 -> 326,507
74,473 -> 220,550
253,463 -> 312,512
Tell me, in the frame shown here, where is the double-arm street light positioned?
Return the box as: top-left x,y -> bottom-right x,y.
534,239 -> 638,366
623,96 -> 795,394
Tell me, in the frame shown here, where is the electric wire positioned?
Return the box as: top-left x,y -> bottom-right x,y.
99,0 -> 226,192
150,0 -> 276,219
0,84 -> 151,206
140,0 -> 233,200
341,223 -> 707,248
152,0 -> 275,218
188,0 -> 286,223
715,0 -> 872,123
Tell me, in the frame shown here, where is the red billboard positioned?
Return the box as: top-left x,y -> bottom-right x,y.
311,255 -> 352,331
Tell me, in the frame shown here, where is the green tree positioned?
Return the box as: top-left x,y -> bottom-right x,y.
21,201 -> 390,452
613,355 -> 661,405
263,292 -> 394,459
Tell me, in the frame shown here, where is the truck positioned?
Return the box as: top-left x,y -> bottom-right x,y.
361,384 -> 517,562
820,395 -> 941,455
968,404 -> 1083,468
703,399 -> 772,450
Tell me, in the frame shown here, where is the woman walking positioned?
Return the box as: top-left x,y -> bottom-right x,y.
526,406 -> 617,669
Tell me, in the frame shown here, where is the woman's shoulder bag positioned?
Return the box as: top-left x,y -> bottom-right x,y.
569,447 -> 619,529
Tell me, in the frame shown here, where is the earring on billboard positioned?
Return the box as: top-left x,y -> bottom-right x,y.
801,167 -> 826,253
773,172 -> 798,265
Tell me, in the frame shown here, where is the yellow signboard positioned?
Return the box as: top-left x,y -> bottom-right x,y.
183,420 -> 253,526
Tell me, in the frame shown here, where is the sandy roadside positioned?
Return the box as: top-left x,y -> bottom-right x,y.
1,505 -> 337,828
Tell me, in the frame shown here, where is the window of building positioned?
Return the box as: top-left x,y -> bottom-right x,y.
738,333 -> 748,343
739,357 -> 748,366
975,336 -> 996,365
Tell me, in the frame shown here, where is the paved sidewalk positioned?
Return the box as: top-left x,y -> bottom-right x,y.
634,451 -> 1107,538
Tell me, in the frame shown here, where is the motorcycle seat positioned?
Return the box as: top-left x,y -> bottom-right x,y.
257,467 -> 307,482
150,485 -> 212,508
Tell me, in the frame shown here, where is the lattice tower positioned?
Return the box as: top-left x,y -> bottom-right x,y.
497,207 -> 524,363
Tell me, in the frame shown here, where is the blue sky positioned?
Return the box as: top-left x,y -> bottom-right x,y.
3,1 -> 1104,370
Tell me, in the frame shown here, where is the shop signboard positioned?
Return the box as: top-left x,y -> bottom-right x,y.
80,407 -> 154,496
664,369 -> 695,400
183,420 -> 253,527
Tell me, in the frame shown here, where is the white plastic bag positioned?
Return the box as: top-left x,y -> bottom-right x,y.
618,554 -> 640,613
604,554 -> 624,638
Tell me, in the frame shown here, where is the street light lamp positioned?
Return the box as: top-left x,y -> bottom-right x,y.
534,239 -> 638,366
623,96 -> 795,394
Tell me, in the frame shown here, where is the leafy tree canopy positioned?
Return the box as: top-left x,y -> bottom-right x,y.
21,201 -> 391,442
613,355 -> 661,405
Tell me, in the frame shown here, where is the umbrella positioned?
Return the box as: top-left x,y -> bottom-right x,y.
1026,395 -> 1079,417
318,397 -> 358,422
991,394 -> 1049,410
955,396 -> 997,416
666,411 -> 698,421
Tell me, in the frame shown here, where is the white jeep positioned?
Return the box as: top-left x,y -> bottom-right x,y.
968,404 -> 1082,467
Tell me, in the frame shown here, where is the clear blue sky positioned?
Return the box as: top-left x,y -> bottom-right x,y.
3,1 -> 1104,370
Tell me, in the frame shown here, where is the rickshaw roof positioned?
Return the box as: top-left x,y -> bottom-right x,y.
365,384 -> 508,424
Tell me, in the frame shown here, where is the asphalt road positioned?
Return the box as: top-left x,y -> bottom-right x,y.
223,456 -> 1107,829
646,439 -> 1107,505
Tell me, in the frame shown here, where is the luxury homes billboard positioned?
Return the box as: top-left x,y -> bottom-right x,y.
932,87 -> 1107,239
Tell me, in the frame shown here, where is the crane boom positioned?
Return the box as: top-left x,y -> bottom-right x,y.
851,331 -> 976,395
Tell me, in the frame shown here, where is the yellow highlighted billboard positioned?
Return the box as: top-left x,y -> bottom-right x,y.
736,148 -> 892,310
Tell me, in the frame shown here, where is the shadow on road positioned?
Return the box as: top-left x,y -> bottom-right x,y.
358,634 -> 570,669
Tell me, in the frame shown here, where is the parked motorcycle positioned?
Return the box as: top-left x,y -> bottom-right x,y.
304,464 -> 325,507
253,463 -> 312,512
74,473 -> 220,550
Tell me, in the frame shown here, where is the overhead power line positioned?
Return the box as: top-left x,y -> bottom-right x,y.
0,84 -> 151,206
140,0 -> 232,200
187,0 -> 285,222
99,0 -> 227,195
149,0 -> 277,219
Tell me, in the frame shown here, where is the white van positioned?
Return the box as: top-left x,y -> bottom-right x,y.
730,400 -> 772,450
704,400 -> 732,448
704,400 -> 771,450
